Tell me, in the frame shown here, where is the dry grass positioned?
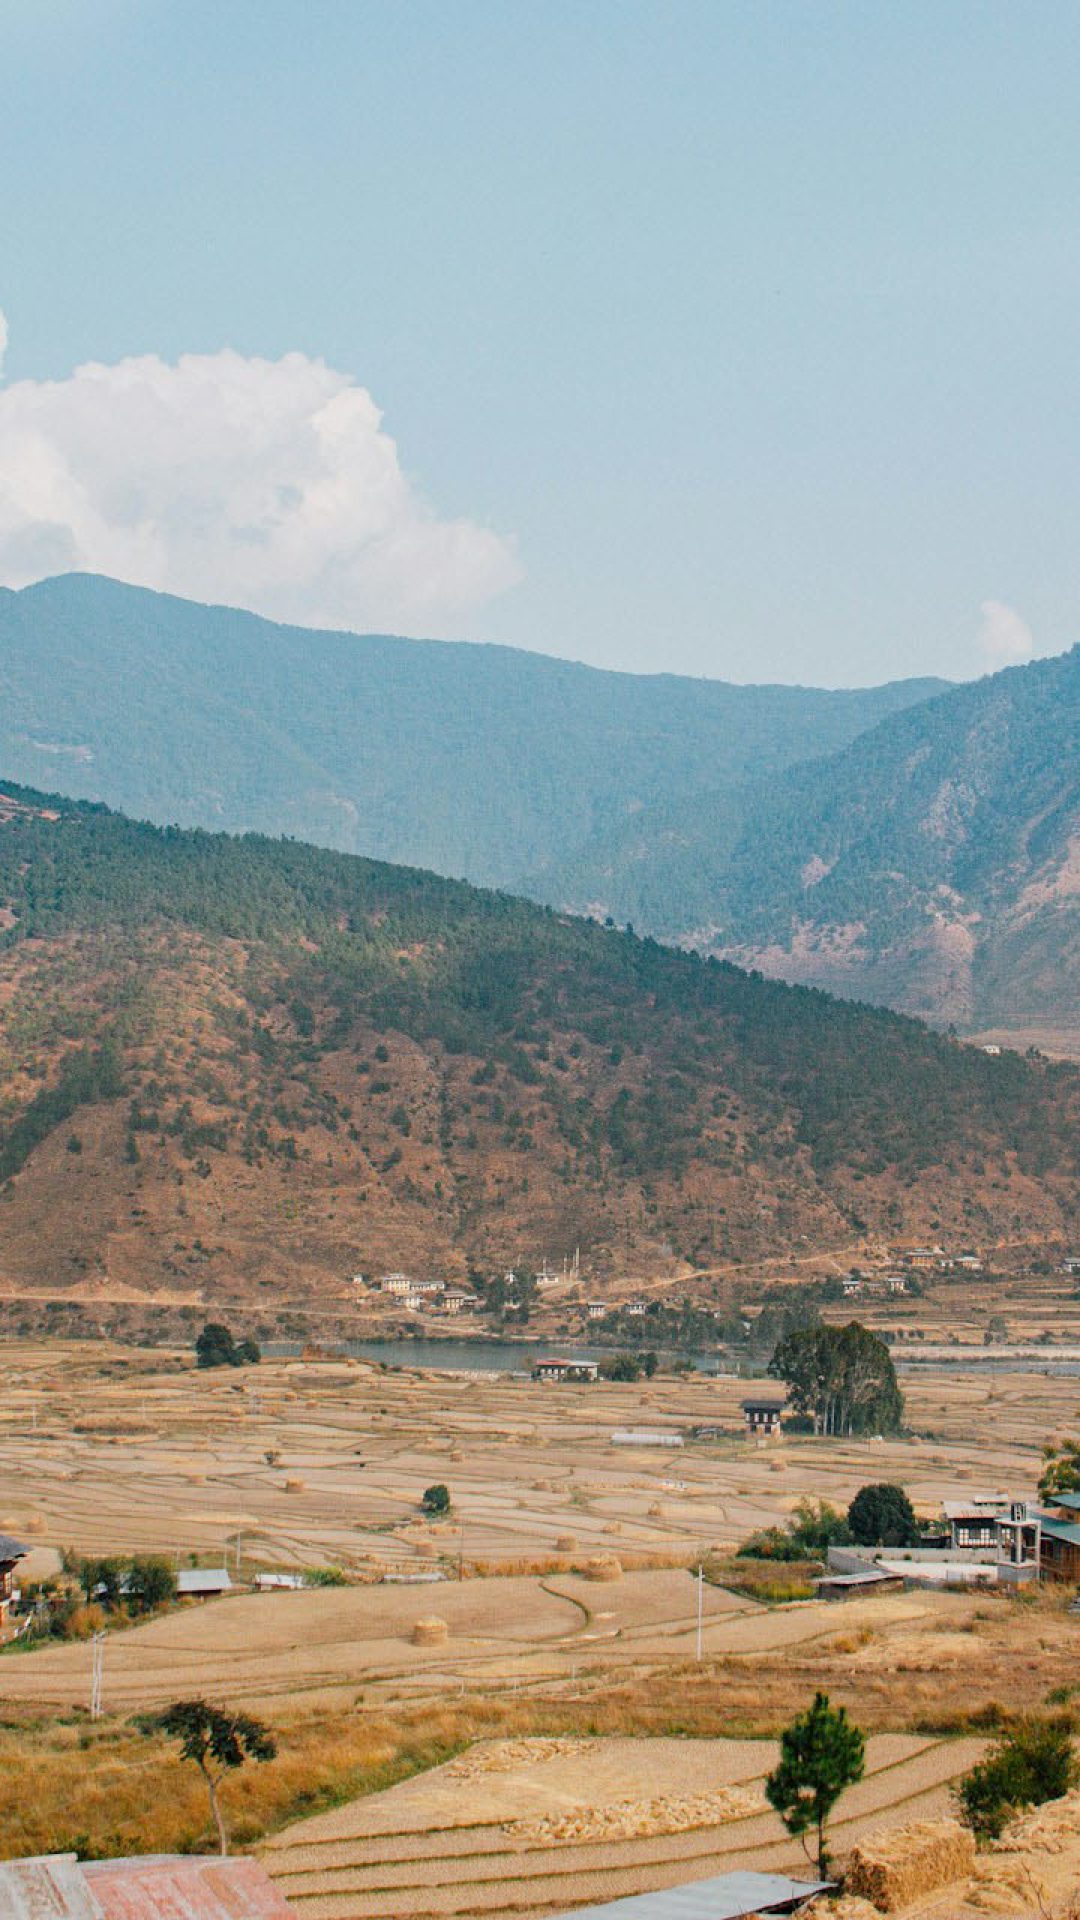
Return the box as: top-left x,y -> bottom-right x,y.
3,1587 -> 1077,1867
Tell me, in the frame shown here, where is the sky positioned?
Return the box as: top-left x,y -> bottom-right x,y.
2,1 -> 1079,685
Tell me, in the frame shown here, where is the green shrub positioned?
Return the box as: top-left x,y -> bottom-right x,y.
956,1716 -> 1078,1839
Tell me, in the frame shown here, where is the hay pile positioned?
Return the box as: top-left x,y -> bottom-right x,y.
555,1534 -> 577,1552
505,1783 -> 766,1845
447,1738 -> 588,1779
411,1616 -> 448,1646
801,1900 -> 879,1920
284,1477 -> 306,1493
992,1788 -> 1080,1855
965,1858 -> 1055,1913
582,1553 -> 622,1581
846,1818 -> 975,1912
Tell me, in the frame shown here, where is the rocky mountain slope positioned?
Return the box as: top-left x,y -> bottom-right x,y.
0,784 -> 1075,1322
680,647 -> 1080,1030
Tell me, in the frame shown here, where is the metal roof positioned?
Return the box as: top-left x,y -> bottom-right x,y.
0,1854 -> 101,1920
176,1568 -> 233,1594
816,1568 -> 897,1587
1041,1516 -> 1080,1545
1049,1491 -> 1080,1513
0,1531 -> 28,1563
84,1855 -> 293,1920
547,1871 -> 831,1920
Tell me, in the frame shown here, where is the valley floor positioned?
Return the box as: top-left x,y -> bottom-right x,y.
2,1340 -> 1079,1912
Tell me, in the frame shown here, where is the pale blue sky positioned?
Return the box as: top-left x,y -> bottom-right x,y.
2,1 -> 1080,683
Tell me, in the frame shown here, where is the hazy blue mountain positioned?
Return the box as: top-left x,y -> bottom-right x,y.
0,574 -> 944,896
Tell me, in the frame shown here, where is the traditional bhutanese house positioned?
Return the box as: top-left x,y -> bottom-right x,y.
740,1396 -> 785,1437
441,1289 -> 479,1315
1040,1492 -> 1080,1582
942,1496 -> 1010,1550
586,1301 -> 607,1319
0,1531 -> 27,1635
533,1358 -> 600,1383
0,1852 -> 294,1920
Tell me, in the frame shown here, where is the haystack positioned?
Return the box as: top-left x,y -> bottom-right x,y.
22,1512 -> 47,1535
411,1616 -> 449,1646
846,1818 -> 975,1912
284,1477 -> 306,1493
583,1553 -> 622,1581
555,1534 -> 577,1552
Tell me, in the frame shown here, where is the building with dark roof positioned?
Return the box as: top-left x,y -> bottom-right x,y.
0,1531 -> 27,1635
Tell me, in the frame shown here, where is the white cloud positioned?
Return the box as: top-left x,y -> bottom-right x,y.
976,599 -> 1035,669
0,332 -> 520,632
0,311 -> 7,380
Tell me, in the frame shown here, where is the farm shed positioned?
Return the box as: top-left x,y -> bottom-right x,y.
815,1568 -> 904,1601
177,1567 -> 233,1597
611,1429 -> 684,1447
0,1853 -> 292,1920
548,1869 -> 831,1920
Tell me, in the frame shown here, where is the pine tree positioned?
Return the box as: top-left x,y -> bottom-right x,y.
765,1691 -> 865,1875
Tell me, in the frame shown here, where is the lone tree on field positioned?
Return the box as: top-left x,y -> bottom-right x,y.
157,1700 -> 276,1854
422,1483 -> 451,1515
847,1482 -> 920,1547
766,1691 -> 865,1875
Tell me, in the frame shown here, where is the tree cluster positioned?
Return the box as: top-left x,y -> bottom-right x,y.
768,1320 -> 903,1436
195,1322 -> 261,1369
1039,1437 -> 1080,1501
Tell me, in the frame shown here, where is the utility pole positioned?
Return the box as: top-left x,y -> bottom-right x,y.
90,1632 -> 104,1720
696,1564 -> 704,1661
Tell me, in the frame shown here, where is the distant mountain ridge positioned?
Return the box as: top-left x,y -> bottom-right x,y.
7,572 -> 1075,1031
0,571 -> 943,891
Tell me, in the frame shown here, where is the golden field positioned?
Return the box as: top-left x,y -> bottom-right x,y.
2,1338 -> 1079,1912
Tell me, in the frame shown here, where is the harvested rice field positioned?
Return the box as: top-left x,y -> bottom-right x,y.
0,1565 -> 933,1714
260,1734 -> 989,1920
0,1340 -> 1076,1580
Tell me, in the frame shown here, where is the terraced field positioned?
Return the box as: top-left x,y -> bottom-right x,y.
261,1735 -> 988,1920
0,1568 -> 929,1715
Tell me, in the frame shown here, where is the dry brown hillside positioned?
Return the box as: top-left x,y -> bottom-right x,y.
0,788 -> 1077,1327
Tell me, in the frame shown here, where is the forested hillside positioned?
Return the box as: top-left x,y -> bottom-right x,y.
0,573 -> 941,892
0,783 -> 1075,1320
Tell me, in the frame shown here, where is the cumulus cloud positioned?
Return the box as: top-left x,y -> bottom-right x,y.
0,332 -> 520,632
976,598 -> 1035,669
